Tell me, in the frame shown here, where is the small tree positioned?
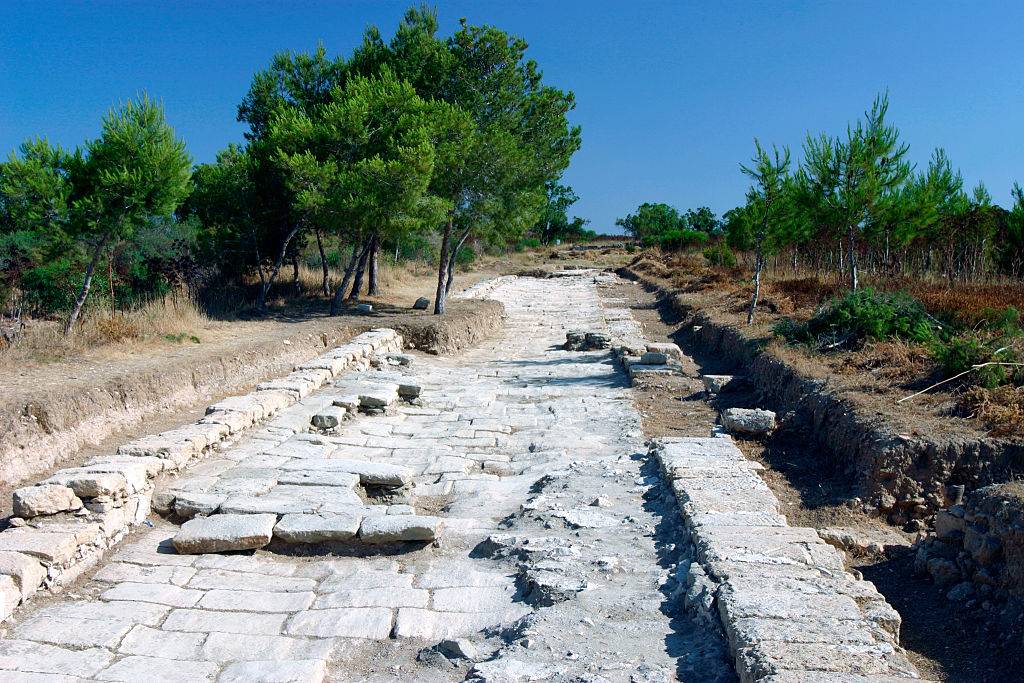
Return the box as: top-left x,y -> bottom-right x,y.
740,139 -> 790,325
802,93 -> 910,290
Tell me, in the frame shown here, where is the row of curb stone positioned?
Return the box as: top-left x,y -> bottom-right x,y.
0,328 -> 402,625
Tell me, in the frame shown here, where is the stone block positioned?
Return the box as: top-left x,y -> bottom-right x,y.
359,515 -> 442,544
173,513 -> 276,554
174,492 -> 226,520
701,374 -> 734,394
95,656 -> 219,682
0,551 -> 45,601
12,484 -> 81,518
219,660 -> 327,683
639,351 -> 668,365
413,297 -> 430,310
285,607 -> 393,639
0,529 -> 79,565
311,405 -> 347,431
721,407 -> 776,436
274,513 -> 362,544
162,608 -> 287,635
0,639 -> 114,677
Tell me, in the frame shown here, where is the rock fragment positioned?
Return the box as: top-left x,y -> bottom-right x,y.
358,515 -> 442,544
12,484 -> 82,518
721,407 -> 776,436
413,297 -> 430,310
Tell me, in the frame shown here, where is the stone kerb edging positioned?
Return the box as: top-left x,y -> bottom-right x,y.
455,275 -> 518,299
0,328 -> 402,624
652,436 -> 924,683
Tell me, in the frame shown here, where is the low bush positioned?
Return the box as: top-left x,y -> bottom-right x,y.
776,288 -> 936,349
702,243 -> 737,268
641,228 -> 708,252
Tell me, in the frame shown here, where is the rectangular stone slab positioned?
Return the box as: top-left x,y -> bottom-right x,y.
173,514 -> 276,554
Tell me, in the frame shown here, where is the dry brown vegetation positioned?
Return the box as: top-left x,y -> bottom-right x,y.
628,249 -> 1024,439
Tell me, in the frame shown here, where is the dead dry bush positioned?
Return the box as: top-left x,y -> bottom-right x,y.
832,340 -> 932,383
957,385 -> 1024,437
772,277 -> 843,309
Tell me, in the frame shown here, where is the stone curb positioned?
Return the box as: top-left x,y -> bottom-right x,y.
652,436 -> 926,682
0,328 -> 403,624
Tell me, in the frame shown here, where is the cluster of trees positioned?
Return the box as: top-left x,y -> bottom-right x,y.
732,94 -> 1024,320
615,202 -> 719,250
0,5 -> 581,331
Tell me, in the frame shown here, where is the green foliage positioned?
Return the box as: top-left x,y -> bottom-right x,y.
703,242 -> 737,268
617,203 -> 718,252
454,244 -> 476,267
931,306 -> 1023,388
515,237 -> 542,251
163,332 -> 201,344
776,289 -> 936,348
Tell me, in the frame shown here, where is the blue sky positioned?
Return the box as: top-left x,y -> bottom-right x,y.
2,1 -> 1022,233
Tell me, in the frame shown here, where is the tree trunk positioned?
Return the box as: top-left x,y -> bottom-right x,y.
746,243 -> 764,325
64,236 -> 109,335
444,228 -> 472,296
433,215 -> 454,315
847,223 -> 859,291
315,228 -> 330,297
257,223 -> 300,310
291,254 -> 300,292
367,234 -> 380,296
348,236 -> 372,300
330,242 -> 364,315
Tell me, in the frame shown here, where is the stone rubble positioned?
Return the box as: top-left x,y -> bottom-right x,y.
721,407 -> 777,436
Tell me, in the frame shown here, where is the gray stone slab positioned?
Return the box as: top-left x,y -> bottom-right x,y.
285,607 -> 393,639
13,615 -> 132,648
198,589 -> 314,612
118,624 -> 205,660
273,513 -> 362,544
218,660 -> 327,683
101,582 -> 204,608
358,515 -> 442,544
173,513 -> 276,554
0,640 -> 114,677
163,608 -> 288,635
95,656 -> 219,682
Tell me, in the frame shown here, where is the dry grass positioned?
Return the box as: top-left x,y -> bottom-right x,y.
0,291 -> 211,370
958,385 -> 1024,437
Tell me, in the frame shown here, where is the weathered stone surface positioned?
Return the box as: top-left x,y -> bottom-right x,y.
359,515 -> 442,544
0,552 -> 44,601
198,589 -> 315,612
274,513 -> 362,544
0,575 -> 20,622
277,471 -> 359,488
356,303 -> 373,314
163,608 -> 287,635
0,639 -> 114,677
101,582 -> 203,608
412,297 -> 430,310
701,374 -> 734,394
12,613 -> 132,649
173,492 -> 225,519
95,655 -> 219,682
286,607 -> 393,639
12,484 -> 81,518
721,407 -> 776,436
202,632 -> 331,664
311,405 -> 346,431
0,529 -> 79,565
394,607 -> 528,640
218,496 -> 316,516
173,513 -> 276,554
219,659 -> 327,683
552,508 -> 618,529
646,341 -> 682,361
468,658 -> 554,682
118,624 -> 204,660
639,351 -> 668,365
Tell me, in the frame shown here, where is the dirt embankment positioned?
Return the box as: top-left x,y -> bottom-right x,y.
0,299 -> 504,490
618,265 -> 1024,527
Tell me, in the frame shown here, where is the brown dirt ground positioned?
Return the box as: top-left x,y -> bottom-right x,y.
600,274 -> 1021,683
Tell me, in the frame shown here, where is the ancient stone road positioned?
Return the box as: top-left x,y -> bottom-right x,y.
0,273 -> 916,682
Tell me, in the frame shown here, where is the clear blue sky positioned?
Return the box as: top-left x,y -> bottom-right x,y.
2,1 -> 1022,233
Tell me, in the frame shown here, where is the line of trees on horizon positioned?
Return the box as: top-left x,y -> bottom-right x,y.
617,93 -> 1024,321
0,5 -> 584,333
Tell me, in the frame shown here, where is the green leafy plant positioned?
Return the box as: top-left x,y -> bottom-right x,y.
776,288 -> 935,348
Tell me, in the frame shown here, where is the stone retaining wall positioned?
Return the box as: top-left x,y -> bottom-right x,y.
653,436 -> 922,682
0,329 -> 402,624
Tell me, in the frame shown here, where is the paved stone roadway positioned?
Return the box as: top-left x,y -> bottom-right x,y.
0,273 -> 734,682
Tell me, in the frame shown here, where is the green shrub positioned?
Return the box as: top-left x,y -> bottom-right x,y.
641,228 -> 708,252
703,243 -> 737,268
454,244 -> 476,268
515,237 -> 541,251
776,288 -> 935,348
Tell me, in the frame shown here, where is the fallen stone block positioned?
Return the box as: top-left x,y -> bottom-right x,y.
818,526 -> 911,557
639,351 -> 668,365
721,407 -> 776,436
0,551 -> 45,601
413,297 -> 430,310
646,342 -> 682,361
701,374 -> 734,394
311,405 -> 347,431
359,515 -> 442,544
584,331 -> 611,349
274,513 -> 362,544
200,409 -> 253,434
277,470 -> 359,488
12,484 -> 82,518
173,513 -> 277,554
398,383 -> 422,400
356,303 -> 373,314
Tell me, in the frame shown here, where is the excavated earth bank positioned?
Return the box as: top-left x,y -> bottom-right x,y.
618,266 -> 1024,528
0,300 -> 503,492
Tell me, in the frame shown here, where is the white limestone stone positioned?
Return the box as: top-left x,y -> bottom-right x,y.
173,514 -> 276,554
